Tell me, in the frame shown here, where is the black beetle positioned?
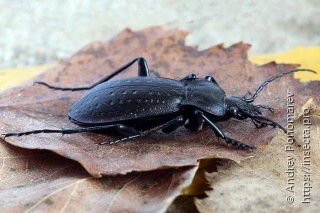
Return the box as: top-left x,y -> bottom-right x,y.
3,57 -> 316,149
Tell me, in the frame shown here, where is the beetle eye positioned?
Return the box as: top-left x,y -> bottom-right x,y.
230,107 -> 244,119
230,107 -> 238,116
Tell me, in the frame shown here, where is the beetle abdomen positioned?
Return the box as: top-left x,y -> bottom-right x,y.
68,77 -> 186,125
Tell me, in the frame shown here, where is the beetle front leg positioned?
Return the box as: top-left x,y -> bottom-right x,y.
35,57 -> 151,91
251,115 -> 286,133
194,110 -> 255,149
251,119 -> 269,129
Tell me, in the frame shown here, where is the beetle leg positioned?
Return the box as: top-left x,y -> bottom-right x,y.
251,115 -> 286,133
97,134 -> 142,145
255,105 -> 274,113
251,118 -> 269,129
2,124 -> 138,138
194,110 -> 255,149
162,116 -> 186,133
35,57 -> 150,91
98,116 -> 186,145
3,128 -> 74,138
185,111 -> 204,131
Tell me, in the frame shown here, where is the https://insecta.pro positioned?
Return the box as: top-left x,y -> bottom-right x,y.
3,57 -> 316,149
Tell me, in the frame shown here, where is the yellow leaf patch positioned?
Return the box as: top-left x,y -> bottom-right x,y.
250,47 -> 320,82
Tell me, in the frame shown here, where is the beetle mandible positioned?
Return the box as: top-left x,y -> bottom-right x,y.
3,57 -> 316,149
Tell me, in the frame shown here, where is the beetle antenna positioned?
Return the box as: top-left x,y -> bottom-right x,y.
244,68 -> 316,103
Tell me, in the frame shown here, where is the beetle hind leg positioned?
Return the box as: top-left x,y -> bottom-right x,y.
35,57 -> 151,91
3,124 -> 138,139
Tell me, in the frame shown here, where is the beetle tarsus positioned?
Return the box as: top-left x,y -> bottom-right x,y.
35,81 -> 90,91
251,115 -> 287,133
2,124 -> 139,138
251,119 -> 270,129
3,129 -> 66,138
225,137 -> 255,149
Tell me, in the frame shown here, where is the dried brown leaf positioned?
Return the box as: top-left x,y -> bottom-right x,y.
0,27 -> 318,177
196,101 -> 320,212
0,141 -> 197,212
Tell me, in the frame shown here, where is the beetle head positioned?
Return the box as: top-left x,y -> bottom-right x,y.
225,96 -> 261,120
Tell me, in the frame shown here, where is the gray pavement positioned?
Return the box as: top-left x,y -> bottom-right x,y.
0,0 -> 319,69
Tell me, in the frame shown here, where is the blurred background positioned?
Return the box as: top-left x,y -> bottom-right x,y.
0,0 -> 319,69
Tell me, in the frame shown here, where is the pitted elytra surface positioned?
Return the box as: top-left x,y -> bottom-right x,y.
68,77 -> 186,124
